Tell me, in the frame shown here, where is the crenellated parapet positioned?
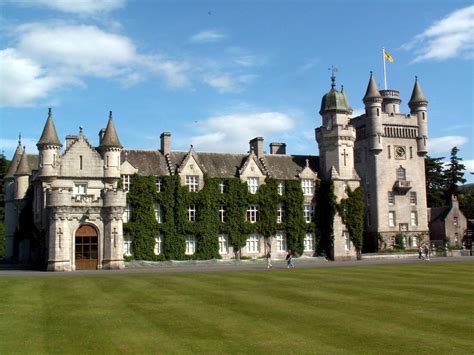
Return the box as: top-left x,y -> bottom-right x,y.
101,189 -> 126,208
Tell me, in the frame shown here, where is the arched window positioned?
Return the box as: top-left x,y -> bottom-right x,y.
397,166 -> 406,181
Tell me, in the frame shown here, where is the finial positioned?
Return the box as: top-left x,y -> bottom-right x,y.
124,150 -> 128,161
328,65 -> 338,87
18,132 -> 21,144
415,75 -> 418,81
370,71 -> 373,76
305,158 -> 309,168
79,126 -> 84,136
48,108 -> 52,116
341,85 -> 344,93
109,111 -> 112,119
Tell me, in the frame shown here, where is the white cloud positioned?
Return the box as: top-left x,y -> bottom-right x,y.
429,136 -> 468,153
464,160 -> 474,174
190,30 -> 227,43
203,73 -> 257,93
403,5 -> 474,62
0,23 -> 191,106
190,112 -> 295,152
11,0 -> 125,14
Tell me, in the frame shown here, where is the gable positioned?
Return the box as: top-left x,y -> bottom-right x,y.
179,155 -> 204,177
120,160 -> 138,175
239,155 -> 266,179
60,139 -> 103,178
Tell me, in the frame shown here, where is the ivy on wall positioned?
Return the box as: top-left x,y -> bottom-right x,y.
315,179 -> 337,258
284,180 -> 306,255
338,187 -> 365,259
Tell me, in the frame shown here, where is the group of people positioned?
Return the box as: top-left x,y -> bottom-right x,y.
418,244 -> 431,261
266,250 -> 295,269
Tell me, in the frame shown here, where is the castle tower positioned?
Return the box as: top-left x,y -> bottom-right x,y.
14,148 -> 31,200
99,112 -> 123,180
316,73 -> 357,180
363,72 -> 383,153
37,108 -> 62,179
408,77 -> 428,155
4,138 -> 24,259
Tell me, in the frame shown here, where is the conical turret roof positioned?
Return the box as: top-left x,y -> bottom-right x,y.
37,108 -> 62,147
15,149 -> 31,176
363,72 -> 382,103
408,77 -> 428,108
99,112 -> 122,149
5,140 -> 23,179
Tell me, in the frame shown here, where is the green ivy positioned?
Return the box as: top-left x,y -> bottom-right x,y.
338,187 -> 365,258
284,180 -> 306,255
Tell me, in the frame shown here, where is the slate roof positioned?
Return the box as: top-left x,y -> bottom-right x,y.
408,78 -> 428,108
15,152 -> 31,176
121,150 -> 169,176
5,143 -> 23,179
363,73 -> 383,103
121,148 -> 320,179
100,116 -> 122,149
37,109 -> 62,147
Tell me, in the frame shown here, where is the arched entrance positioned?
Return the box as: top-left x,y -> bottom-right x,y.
75,225 -> 98,270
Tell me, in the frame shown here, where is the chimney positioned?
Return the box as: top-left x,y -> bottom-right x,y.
161,132 -> 171,155
270,142 -> 286,155
249,137 -> 264,157
98,129 -> 105,145
65,135 -> 78,149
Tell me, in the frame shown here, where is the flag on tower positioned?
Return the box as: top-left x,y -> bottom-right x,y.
384,49 -> 394,62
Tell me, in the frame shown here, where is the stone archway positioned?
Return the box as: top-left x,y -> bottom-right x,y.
75,225 -> 98,270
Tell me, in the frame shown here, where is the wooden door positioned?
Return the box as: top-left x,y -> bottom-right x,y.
75,225 -> 98,270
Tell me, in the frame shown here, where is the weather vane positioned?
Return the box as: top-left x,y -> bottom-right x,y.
328,65 -> 338,85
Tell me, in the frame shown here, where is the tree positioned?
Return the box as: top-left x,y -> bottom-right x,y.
0,153 -> 9,258
425,155 -> 446,207
444,146 -> 466,202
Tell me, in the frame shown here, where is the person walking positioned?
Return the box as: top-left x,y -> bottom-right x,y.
266,250 -> 272,269
418,245 -> 424,260
286,250 -> 294,269
423,244 -> 430,261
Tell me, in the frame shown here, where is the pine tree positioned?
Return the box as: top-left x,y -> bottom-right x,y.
425,155 -> 446,207
0,153 -> 9,258
444,147 -> 466,202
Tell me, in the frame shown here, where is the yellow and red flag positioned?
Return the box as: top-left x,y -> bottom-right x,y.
384,49 -> 394,62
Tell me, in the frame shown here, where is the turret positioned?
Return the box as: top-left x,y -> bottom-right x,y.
363,72 -> 383,153
99,112 -> 123,179
14,148 -> 31,200
380,89 -> 401,114
5,137 -> 23,196
316,72 -> 356,179
37,108 -> 62,178
408,77 -> 428,155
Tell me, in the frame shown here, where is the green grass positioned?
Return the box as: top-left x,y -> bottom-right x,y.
0,262 -> 473,354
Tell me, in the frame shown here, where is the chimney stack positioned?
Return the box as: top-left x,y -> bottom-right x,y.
249,137 -> 264,157
161,132 -> 171,155
270,142 -> 286,155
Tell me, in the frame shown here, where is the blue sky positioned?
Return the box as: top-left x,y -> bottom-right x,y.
0,0 -> 473,182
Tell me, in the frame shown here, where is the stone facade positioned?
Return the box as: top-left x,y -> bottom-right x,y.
4,74 -> 430,270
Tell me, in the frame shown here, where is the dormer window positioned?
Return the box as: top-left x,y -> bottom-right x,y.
185,175 -> 199,192
301,179 -> 314,196
247,177 -> 259,194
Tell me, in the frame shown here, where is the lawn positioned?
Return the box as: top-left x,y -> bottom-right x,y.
0,262 -> 472,354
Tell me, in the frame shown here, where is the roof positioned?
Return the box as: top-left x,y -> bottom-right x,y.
320,85 -> 352,114
121,150 -> 169,176
37,109 -> 62,147
408,78 -> 428,108
99,115 -> 122,149
5,143 -> 23,179
363,73 -> 383,103
15,152 -> 31,176
124,149 -> 320,180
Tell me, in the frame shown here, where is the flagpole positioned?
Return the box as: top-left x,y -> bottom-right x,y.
382,47 -> 387,90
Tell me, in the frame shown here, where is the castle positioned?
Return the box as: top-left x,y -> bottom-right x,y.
4,73 -> 430,271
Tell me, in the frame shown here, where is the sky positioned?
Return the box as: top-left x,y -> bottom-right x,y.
0,0 -> 473,182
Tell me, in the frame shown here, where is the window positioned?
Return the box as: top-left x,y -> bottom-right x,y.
123,238 -> 132,256
410,192 -> 417,205
247,177 -> 259,194
154,204 -> 162,223
388,192 -> 395,205
304,233 -> 315,252
185,235 -> 196,255
275,233 -> 287,252
123,204 -> 131,223
410,212 -> 418,226
122,175 -> 131,192
303,204 -> 314,223
397,166 -> 406,181
185,175 -> 199,192
278,181 -> 285,195
154,235 -> 163,255
80,155 -> 83,170
411,236 -> 418,248
247,205 -> 259,223
188,204 -> 196,221
344,231 -> 351,251
156,177 -> 162,192
453,217 -> 458,226
219,180 -> 225,193
301,179 -> 314,196
218,234 -> 228,254
219,205 -> 226,223
73,183 -> 87,196
246,235 -> 260,253
277,203 -> 285,223
388,145 -> 391,159
388,211 -> 396,227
